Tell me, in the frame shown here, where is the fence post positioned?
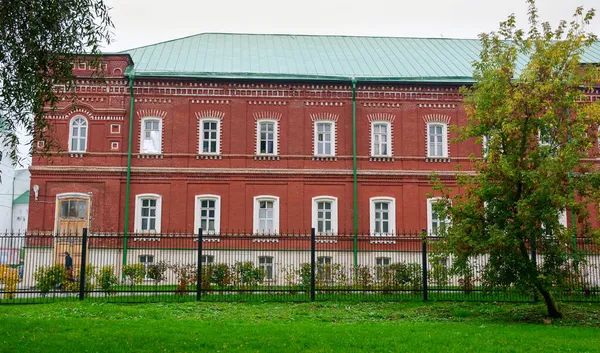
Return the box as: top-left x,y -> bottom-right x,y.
421,229 -> 428,302
310,227 -> 316,302
79,228 -> 88,301
531,236 -> 539,303
197,228 -> 203,302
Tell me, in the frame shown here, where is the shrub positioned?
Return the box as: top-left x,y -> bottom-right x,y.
298,263 -> 311,291
146,261 -> 168,284
0,265 -> 21,299
429,255 -> 450,287
388,263 -> 422,291
233,262 -> 265,287
96,266 -> 119,295
210,263 -> 231,286
123,264 -> 146,289
84,265 -> 97,292
200,266 -> 213,290
170,263 -> 197,295
354,265 -> 373,289
33,265 -> 66,296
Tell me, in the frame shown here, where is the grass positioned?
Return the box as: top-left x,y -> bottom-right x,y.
1,301 -> 600,352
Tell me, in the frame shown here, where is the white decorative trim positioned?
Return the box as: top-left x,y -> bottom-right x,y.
110,124 -> 121,134
253,111 -> 282,121
136,109 -> 167,119
310,113 -> 339,122
367,113 -> 395,123
418,104 -> 456,109
197,117 -> 222,155
312,196 -> 338,235
195,110 -> 225,120
423,114 -> 452,124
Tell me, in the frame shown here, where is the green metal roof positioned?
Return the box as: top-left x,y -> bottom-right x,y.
121,33 -> 600,83
13,191 -> 29,205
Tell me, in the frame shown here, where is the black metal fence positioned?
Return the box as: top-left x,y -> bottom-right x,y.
0,229 -> 599,304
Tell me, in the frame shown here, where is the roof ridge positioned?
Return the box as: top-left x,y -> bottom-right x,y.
119,32 -> 483,53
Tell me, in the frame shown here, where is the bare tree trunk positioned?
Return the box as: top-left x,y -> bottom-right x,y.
535,282 -> 563,318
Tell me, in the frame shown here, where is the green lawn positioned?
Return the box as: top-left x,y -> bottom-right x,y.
1,302 -> 599,352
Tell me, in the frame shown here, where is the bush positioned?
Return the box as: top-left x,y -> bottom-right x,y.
233,262 -> 265,287
354,265 -> 373,289
298,263 -> 311,291
170,263 -> 197,295
33,265 -> 66,296
0,265 -> 21,299
146,261 -> 168,284
210,263 -> 231,286
96,266 -> 119,295
123,264 -> 146,289
84,266 -> 97,292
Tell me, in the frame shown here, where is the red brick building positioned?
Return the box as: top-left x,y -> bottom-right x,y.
28,33 -> 600,237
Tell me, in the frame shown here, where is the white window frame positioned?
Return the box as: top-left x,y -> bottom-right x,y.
199,118 -> 221,155
253,195 -> 280,234
375,257 -> 392,281
194,194 -> 221,235
427,198 -> 450,236
427,122 -> 448,158
369,197 -> 396,235
69,116 -> 88,152
256,119 -> 278,155
311,196 -> 338,235
313,121 -> 336,157
139,254 -> 154,279
258,256 -> 274,281
134,194 -> 162,233
140,117 -> 163,154
371,121 -> 392,157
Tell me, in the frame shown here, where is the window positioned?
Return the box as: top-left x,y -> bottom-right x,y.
199,119 -> 221,154
375,257 -> 391,280
135,194 -> 162,232
369,197 -> 396,235
201,255 -> 214,265
141,118 -> 162,154
427,198 -> 448,236
371,122 -> 391,157
314,121 -> 335,156
312,196 -> 338,235
256,120 -> 278,155
69,116 -> 88,152
427,123 -> 448,158
253,196 -> 280,234
139,255 -> 154,279
195,195 -> 221,234
259,256 -> 274,280
317,256 -> 333,282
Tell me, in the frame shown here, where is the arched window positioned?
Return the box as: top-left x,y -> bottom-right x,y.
253,195 -> 280,234
194,194 -> 221,234
369,197 -> 396,235
69,116 -> 88,152
311,196 -> 338,235
135,194 -> 162,232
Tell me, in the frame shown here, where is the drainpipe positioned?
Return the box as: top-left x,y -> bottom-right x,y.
10,173 -> 15,233
123,69 -> 135,273
351,79 -> 358,267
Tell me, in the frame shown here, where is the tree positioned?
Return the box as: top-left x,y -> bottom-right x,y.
0,0 -> 113,165
433,0 -> 600,318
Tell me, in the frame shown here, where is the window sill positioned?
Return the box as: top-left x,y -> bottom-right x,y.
133,236 -> 161,242
69,152 -> 86,158
254,155 -> 280,161
252,238 -> 279,243
369,156 -> 394,162
369,240 -> 397,244
196,154 -> 222,160
312,156 -> 337,161
138,154 -> 163,159
316,239 -> 338,244
425,157 -> 451,163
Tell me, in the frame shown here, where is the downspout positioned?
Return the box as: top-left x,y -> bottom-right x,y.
123,68 -> 135,273
10,174 -> 15,233
351,78 -> 358,267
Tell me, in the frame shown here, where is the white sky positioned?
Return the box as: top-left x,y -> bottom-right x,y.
104,0 -> 600,52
